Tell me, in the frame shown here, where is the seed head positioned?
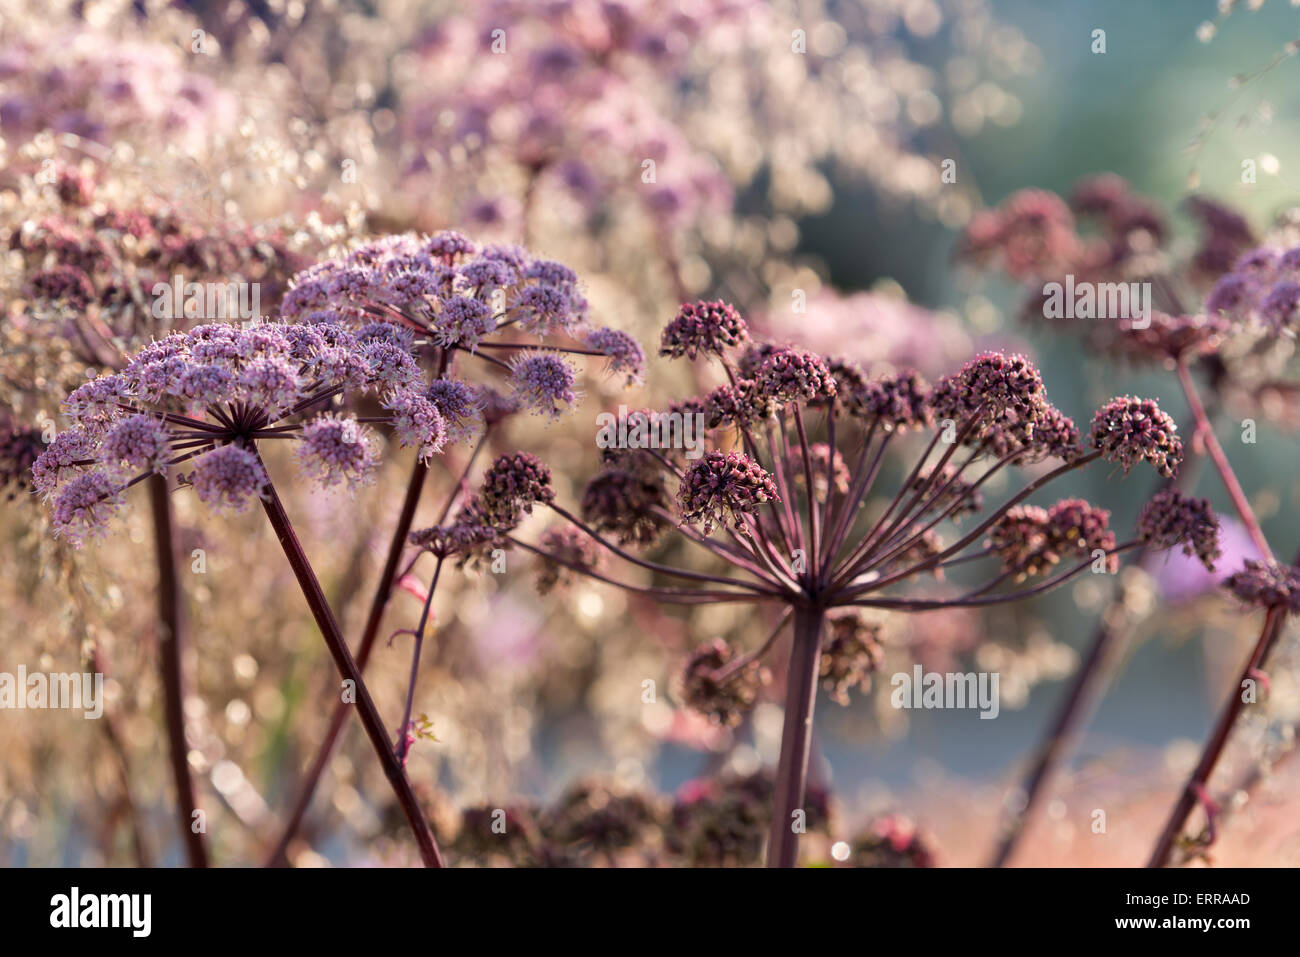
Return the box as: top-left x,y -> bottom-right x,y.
1137,489 -> 1220,570
659,300 -> 749,360
1224,560 -> 1300,612
480,452 -> 556,530
677,450 -> 779,534
581,468 -> 671,546
754,347 -> 837,404
820,616 -> 884,706
846,370 -> 931,431
1089,396 -> 1182,477
679,639 -> 768,727
535,526 -> 600,594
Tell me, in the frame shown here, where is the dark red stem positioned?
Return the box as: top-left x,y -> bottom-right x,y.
265,460 -> 428,866
766,604 -> 826,867
257,465 -> 443,867
1147,605 -> 1285,867
148,472 -> 209,868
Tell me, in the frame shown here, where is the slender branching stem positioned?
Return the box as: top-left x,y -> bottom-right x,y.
256,458 -> 444,867
1176,358 -> 1274,562
395,556 -> 444,765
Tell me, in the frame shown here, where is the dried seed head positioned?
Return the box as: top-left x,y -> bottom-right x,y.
659,300 -> 750,360
1137,489 -> 1220,570
1089,396 -> 1183,477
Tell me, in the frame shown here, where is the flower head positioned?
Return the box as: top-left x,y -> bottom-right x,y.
435,295 -> 496,348
384,391 -> 447,462
50,470 -> 123,546
660,300 -> 749,360
410,502 -> 503,566
510,283 -> 580,335
100,414 -> 172,474
754,347 -> 837,405
679,639 -> 768,727
1089,396 -> 1182,477
534,526 -> 600,593
846,370 -> 931,430
931,352 -> 1045,431
480,452 -> 556,530
1224,560 -> 1300,612
424,378 -> 484,442
32,428 -> 96,498
820,616 -> 884,706
581,468 -> 671,545
1137,489 -> 1220,570
585,327 -> 647,386
509,353 -> 581,420
704,381 -> 772,429
677,450 -> 779,534
988,499 -> 1115,576
190,444 -> 267,513
296,415 -> 379,490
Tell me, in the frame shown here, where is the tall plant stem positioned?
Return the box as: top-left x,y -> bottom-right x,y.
1176,359 -> 1273,562
987,570 -> 1140,867
1147,605 -> 1285,867
766,604 -> 826,868
266,461 -> 429,865
257,465 -> 443,867
147,472 -> 208,868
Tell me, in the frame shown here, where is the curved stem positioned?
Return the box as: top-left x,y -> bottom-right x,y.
395,556 -> 443,765
1176,358 -> 1273,562
1147,606 -> 1285,867
844,542 -> 1140,610
548,502 -> 782,595
840,451 -> 1101,598
148,473 -> 208,868
508,535 -> 772,604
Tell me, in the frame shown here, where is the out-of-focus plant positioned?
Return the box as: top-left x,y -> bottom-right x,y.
959,175 -> 1300,867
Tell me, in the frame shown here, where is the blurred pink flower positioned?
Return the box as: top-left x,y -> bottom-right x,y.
755,289 -> 1023,381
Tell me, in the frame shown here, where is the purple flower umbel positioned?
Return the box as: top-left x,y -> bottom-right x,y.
33,320 -> 448,544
